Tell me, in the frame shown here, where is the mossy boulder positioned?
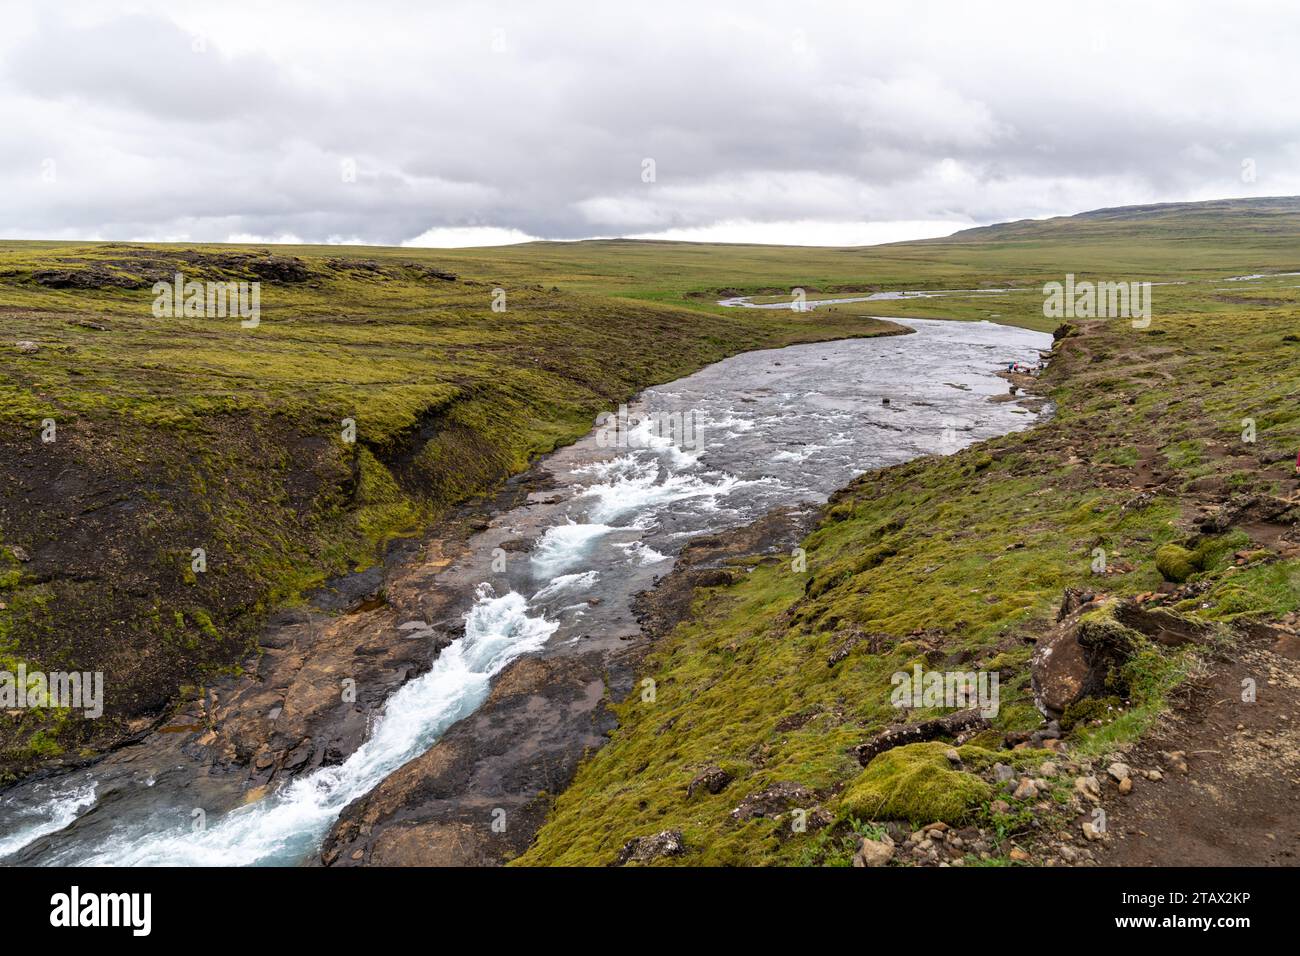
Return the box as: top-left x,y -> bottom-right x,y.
1076,604 -> 1142,655
1033,597 -> 1143,716
1155,543 -> 1197,583
838,742 -> 993,825
1153,533 -> 1246,583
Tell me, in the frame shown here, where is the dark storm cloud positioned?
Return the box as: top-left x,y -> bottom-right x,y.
1,0 -> 1297,245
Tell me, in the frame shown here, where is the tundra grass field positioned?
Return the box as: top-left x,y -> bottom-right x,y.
2,198 -> 1299,868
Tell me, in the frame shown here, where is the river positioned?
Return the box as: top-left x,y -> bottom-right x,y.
0,317 -> 1050,866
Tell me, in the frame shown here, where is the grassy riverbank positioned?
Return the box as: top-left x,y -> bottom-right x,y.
514,201 -> 1300,866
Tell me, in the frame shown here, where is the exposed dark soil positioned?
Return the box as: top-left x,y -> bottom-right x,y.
1092,620 -> 1300,866
0,414 -> 348,774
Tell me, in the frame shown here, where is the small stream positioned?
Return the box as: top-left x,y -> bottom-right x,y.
717,289 -> 1023,309
0,317 -> 1050,866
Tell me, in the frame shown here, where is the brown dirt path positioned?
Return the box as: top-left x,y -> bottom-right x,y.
1092,621 -> 1300,866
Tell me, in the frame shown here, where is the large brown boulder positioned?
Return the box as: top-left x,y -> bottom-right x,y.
1032,589 -> 1210,717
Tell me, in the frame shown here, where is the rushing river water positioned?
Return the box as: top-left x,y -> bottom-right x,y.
0,317 -> 1050,866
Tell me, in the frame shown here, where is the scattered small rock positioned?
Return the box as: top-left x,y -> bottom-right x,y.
616,829 -> 685,865
14,341 -> 38,354
687,766 -> 733,798
853,835 -> 895,867
1074,775 -> 1102,802
1161,750 -> 1189,774
1122,491 -> 1155,512
805,808 -> 835,832
730,781 -> 813,821
1107,762 -> 1131,783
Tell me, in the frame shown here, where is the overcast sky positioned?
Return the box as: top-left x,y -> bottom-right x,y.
2,0 -> 1298,247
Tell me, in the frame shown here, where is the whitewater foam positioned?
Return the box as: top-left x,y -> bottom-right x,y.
530,521 -> 616,576
0,783 -> 97,860
532,570 -> 600,603
62,585 -> 556,866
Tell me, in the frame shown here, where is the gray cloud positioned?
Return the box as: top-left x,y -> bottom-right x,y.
2,0 -> 1298,246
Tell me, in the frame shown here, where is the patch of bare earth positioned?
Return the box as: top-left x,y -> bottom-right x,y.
1092,621 -> 1300,866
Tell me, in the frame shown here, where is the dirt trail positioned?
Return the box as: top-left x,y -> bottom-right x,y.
1094,621 -> 1300,866
1041,408 -> 1300,865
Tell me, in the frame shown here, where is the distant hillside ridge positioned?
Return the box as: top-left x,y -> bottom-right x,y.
932,196 -> 1300,243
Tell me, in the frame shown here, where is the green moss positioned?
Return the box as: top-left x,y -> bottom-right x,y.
839,742 -> 993,825
1060,695 -> 1123,732
189,607 -> 221,641
1190,531 -> 1251,573
353,446 -> 423,563
1199,560 -> 1300,620
1163,439 -> 1205,472
1156,543 -> 1197,582
19,729 -> 63,759
1073,645 -> 1195,757
1155,533 -> 1250,584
